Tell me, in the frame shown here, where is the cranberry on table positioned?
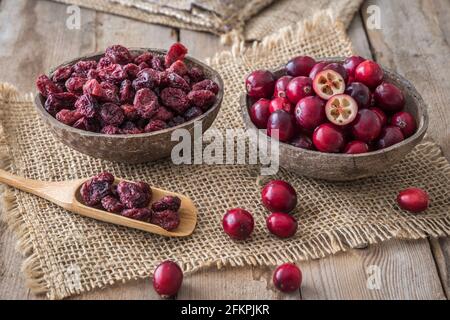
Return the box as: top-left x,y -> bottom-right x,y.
355,60 -> 384,88
273,263 -> 302,293
286,56 -> 316,77
374,82 -> 405,112
249,99 -> 271,129
286,76 -> 313,104
222,208 -> 254,240
245,70 -> 276,99
269,97 -> 293,114
274,75 -> 293,98
351,109 -> 382,143
266,213 -> 298,239
266,110 -> 296,142
391,111 -> 417,138
309,61 -> 328,80
294,96 -> 326,130
312,70 -> 345,100
153,261 -> 183,298
325,94 -> 358,126
313,123 -> 345,153
369,107 -> 388,127
397,188 -> 429,213
324,62 -> 349,83
343,55 -> 366,77
376,126 -> 405,149
290,134 -> 314,150
345,82 -> 371,109
261,180 -> 297,213
344,141 -> 369,154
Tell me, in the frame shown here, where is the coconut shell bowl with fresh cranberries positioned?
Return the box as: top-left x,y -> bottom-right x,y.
34,44 -> 224,164
241,56 -> 428,181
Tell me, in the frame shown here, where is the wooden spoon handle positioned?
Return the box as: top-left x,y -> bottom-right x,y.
0,168 -> 45,192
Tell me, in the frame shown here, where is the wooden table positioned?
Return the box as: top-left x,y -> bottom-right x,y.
0,0 -> 449,300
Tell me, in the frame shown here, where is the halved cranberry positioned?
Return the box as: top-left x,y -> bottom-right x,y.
274,76 -> 293,98
269,97 -> 293,114
294,96 -> 325,130
345,82 -> 371,109
351,109 -> 382,143
355,60 -> 384,88
391,111 -> 417,138
312,70 -> 345,100
309,61 -> 328,80
222,208 -> 254,240
324,63 -> 349,83
374,82 -> 405,112
286,76 -> 313,104
261,180 -> 297,213
325,94 -> 358,126
153,261 -> 183,298
369,107 -> 388,127
397,188 -> 429,213
267,110 -> 296,142
245,70 -> 276,99
343,56 -> 366,77
273,263 -> 302,293
286,56 -> 316,77
249,98 -> 271,129
313,123 -> 345,153
290,134 -> 314,150
344,141 -> 369,154
376,126 -> 404,149
266,213 -> 298,239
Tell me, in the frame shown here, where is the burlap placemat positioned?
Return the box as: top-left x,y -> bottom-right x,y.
49,0 -> 363,43
1,14 -> 450,300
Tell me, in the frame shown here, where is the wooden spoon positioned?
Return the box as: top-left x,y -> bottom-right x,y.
0,169 -> 197,237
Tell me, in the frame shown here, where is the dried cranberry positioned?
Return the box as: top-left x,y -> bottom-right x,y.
132,68 -> 161,90
101,195 -> 124,213
87,69 -> 100,81
121,104 -> 139,121
83,79 -> 104,97
150,210 -> 180,231
160,87 -> 189,114
74,60 -> 97,76
99,81 -> 119,103
134,88 -> 159,119
120,121 -> 143,134
145,119 -> 167,133
153,106 -> 174,122
183,106 -> 203,121
117,181 -> 151,209
187,90 -> 216,111
56,109 -> 83,125
52,65 -> 73,82
151,56 -> 165,71
65,77 -> 87,94
188,67 -> 205,83
138,62 -> 150,70
80,172 -> 114,206
98,64 -> 127,84
100,103 -> 124,126
44,92 -> 78,115
101,125 -> 121,135
105,45 -> 132,65
161,72 -> 190,92
123,63 -> 140,79
168,60 -> 188,76
97,57 -> 113,69
73,117 -> 99,132
122,208 -> 152,221
192,79 -> 219,94
134,52 -> 153,65
152,196 -> 182,212
119,79 -> 134,104
75,94 -> 98,118
165,43 -> 188,68
36,74 -> 62,97
167,116 -> 186,127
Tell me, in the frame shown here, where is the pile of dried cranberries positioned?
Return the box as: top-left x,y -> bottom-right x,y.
36,43 -> 219,134
246,55 -> 417,154
80,172 -> 181,231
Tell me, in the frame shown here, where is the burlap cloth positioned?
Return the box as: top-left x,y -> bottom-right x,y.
49,0 -> 364,43
1,14 -> 450,300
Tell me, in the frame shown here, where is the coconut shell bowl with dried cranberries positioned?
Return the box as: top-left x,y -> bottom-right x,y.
241,56 -> 428,181
34,44 -> 224,163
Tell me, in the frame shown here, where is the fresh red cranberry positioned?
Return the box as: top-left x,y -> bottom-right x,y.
269,97 -> 293,114
345,82 -> 371,109
309,61 -> 328,80
313,123 -> 345,153
249,98 -> 271,129
312,70 -> 345,100
324,62 -> 349,83
222,208 -> 254,240
294,96 -> 325,130
261,180 -> 297,213
286,76 -> 313,104
344,141 -> 369,154
286,56 -> 316,77
369,107 -> 388,127
355,60 -> 384,88
290,134 -> 314,150
374,82 -> 405,112
267,110 -> 296,142
391,111 -> 417,138
376,126 -> 405,149
397,188 -> 429,213
266,213 -> 298,239
351,109 -> 382,143
153,261 -> 183,298
325,94 -> 358,126
245,70 -> 276,99
343,56 -> 366,77
274,76 -> 293,98
273,263 -> 302,293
